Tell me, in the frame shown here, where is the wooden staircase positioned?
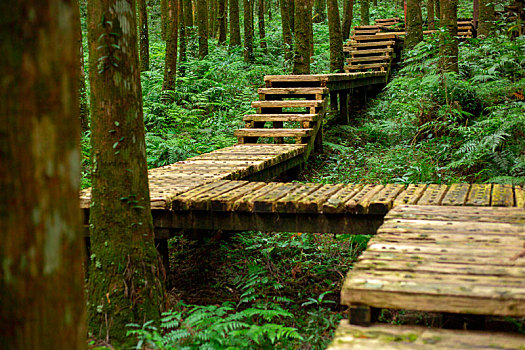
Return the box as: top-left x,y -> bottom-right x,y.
344,33 -> 398,74
458,18 -> 476,38
235,81 -> 328,159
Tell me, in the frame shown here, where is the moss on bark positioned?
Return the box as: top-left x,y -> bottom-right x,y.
439,0 -> 458,73
293,0 -> 312,74
406,0 -> 423,49
328,0 -> 344,72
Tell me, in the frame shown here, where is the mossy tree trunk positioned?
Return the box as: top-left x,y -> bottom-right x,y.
406,0 -> 423,49
477,0 -> 495,37
218,0 -> 227,44
138,0 -> 150,71
0,0 -> 86,348
161,0 -> 168,39
327,0 -> 344,72
281,0 -> 294,60
289,0 -> 295,33
229,0 -> 241,46
427,0 -> 435,30
293,0 -> 312,74
439,0 -> 458,73
313,0 -> 326,23
184,0 -> 194,27
86,0 -> 167,346
258,0 -> 268,51
244,0 -> 255,62
209,0 -> 217,38
435,0 -> 440,20
360,0 -> 369,25
342,0 -> 354,40
179,0 -> 187,75
197,0 -> 209,57
163,0 -> 179,95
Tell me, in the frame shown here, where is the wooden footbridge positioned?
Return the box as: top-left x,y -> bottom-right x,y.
81,19 -> 525,348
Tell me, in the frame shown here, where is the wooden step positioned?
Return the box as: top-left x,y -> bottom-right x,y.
252,100 -> 325,109
354,25 -> 384,29
345,62 -> 390,71
348,48 -> 394,56
235,128 -> 313,138
354,29 -> 382,36
243,113 -> 319,122
350,34 -> 397,41
347,56 -> 392,64
257,87 -> 328,96
327,321 -> 525,350
345,40 -> 396,48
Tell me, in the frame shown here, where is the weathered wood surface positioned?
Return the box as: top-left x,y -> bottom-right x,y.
341,205 -> 525,317
327,321 -> 525,350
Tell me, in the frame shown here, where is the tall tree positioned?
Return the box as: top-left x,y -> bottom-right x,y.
218,0 -> 227,44
313,0 -> 326,23
180,0 -> 188,74
439,0 -> 458,72
86,0 -> 166,345
138,0 -> 150,71
229,0 -> 241,46
327,0 -> 344,72
293,0 -> 312,73
435,0 -> 440,20
477,0 -> 495,37
183,0 -> 194,27
258,0 -> 268,51
0,0 -> 86,348
342,0 -> 354,40
406,0 -> 423,49
244,0 -> 255,62
161,0 -> 168,39
281,0 -> 294,60
209,0 -> 218,38
164,0 -> 179,94
428,0 -> 435,30
197,0 -> 209,57
360,0 -> 369,25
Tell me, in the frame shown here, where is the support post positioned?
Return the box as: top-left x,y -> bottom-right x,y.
339,91 -> 349,124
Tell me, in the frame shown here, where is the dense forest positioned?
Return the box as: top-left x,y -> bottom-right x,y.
1,0 -> 524,349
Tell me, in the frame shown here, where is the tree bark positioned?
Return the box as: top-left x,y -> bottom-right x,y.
439,0 -> 458,73
164,0 -> 179,94
244,0 -> 255,62
218,0 -> 227,43
0,0 -> 86,348
161,0 -> 168,39
229,0 -> 241,46
327,0 -> 344,72
209,0 -> 217,38
406,0 -> 423,49
86,0 -> 167,345
197,0 -> 209,57
477,0 -> 494,37
342,0 -> 354,40
435,0 -> 440,21
281,0 -> 294,60
258,0 -> 268,51
293,0 -> 312,74
138,0 -> 150,71
179,0 -> 187,75
184,0 -> 194,27
427,0 -> 435,30
313,0 -> 326,23
360,0 -> 369,25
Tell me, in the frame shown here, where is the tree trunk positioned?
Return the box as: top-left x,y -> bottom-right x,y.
281,0 -> 294,60
0,0 -> 86,348
313,0 -> 326,23
435,0 -> 440,21
164,0 -> 179,95
138,0 -> 150,71
258,0 -> 268,51
327,0 -> 344,72
161,0 -> 168,39
477,0 -> 494,37
209,0 -> 217,38
86,0 -> 167,346
406,0 -> 423,49
428,0 -> 435,30
244,0 -> 255,62
293,0 -> 312,74
218,0 -> 227,43
179,0 -> 187,75
77,0 -> 90,133
184,0 -> 194,27
360,0 -> 369,25
289,0 -> 295,33
198,0 -> 209,57
342,0 -> 354,40
229,0 -> 241,46
439,0 -> 458,73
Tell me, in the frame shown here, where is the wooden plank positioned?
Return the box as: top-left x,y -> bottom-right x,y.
322,184 -> 364,214
393,184 -> 427,207
348,48 -> 394,55
210,182 -> 267,211
296,184 -> 345,214
253,182 -> 305,212
346,41 -> 396,48
345,63 -> 390,70
515,185 -> 524,208
348,185 -> 385,214
441,183 -> 470,206
186,181 -> 249,211
492,184 -> 515,207
466,183 -> 492,206
243,114 -> 319,123
274,183 -> 323,213
171,180 -> 231,210
234,128 -> 312,138
251,100 -> 325,108
417,184 -> 449,205
346,56 -> 392,63
257,87 -> 328,95
231,182 -> 282,212
379,218 -> 525,235
368,184 -> 406,215
350,34 -> 397,41
327,321 -> 525,350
